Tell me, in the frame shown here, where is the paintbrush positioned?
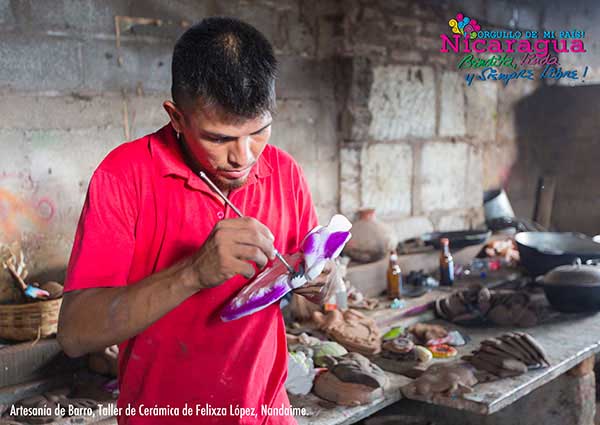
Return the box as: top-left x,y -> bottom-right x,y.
3,262 -> 50,300
198,171 -> 304,281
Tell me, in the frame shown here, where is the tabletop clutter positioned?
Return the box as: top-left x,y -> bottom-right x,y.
2,205 -> 600,423
279,207 -> 600,413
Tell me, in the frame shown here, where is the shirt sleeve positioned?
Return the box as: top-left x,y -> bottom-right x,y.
64,169 -> 137,292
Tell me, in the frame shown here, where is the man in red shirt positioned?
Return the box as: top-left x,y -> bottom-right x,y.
58,17 -> 324,424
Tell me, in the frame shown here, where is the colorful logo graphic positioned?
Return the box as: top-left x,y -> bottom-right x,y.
448,13 -> 480,39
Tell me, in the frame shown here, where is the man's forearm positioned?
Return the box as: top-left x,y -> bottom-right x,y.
58,257 -> 200,357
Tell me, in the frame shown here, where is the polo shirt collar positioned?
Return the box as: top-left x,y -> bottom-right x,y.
150,123 -> 272,193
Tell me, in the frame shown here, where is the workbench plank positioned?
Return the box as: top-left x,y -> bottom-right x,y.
401,312 -> 600,414
292,372 -> 411,425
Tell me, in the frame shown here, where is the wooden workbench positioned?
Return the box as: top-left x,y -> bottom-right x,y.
289,286 -> 600,424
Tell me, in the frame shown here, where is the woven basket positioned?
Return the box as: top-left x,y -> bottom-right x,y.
0,298 -> 62,341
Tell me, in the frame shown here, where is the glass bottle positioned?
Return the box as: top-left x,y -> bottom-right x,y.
387,251 -> 403,299
439,238 -> 455,286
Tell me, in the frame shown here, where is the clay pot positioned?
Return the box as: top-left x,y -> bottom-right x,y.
343,209 -> 396,263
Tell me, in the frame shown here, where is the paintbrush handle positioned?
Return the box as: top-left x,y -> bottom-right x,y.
5,263 -> 28,292
198,171 -> 296,274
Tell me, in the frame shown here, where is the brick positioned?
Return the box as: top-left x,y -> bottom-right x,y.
419,142 -> 469,212
0,35 -> 82,92
368,65 -> 435,140
465,80 -> 498,142
81,39 -> 172,93
439,72 -> 466,137
340,147 -> 361,216
361,143 -> 412,216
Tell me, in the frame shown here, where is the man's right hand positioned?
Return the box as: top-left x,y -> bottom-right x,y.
188,217 -> 277,290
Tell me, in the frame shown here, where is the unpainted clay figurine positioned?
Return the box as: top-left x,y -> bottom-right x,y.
313,352 -> 387,406
313,309 -> 381,356
402,363 -> 478,398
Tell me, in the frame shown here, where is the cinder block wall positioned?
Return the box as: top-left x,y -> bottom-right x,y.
0,0 -> 342,280
1,0 -> 587,281
337,0 -> 545,241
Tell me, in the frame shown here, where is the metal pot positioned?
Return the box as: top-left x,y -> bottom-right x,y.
538,262 -> 600,313
515,232 -> 600,276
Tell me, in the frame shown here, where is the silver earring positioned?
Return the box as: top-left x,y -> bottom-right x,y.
176,131 -> 180,140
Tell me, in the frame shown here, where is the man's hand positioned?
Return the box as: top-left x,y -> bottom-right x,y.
188,217 -> 276,290
293,260 -> 336,305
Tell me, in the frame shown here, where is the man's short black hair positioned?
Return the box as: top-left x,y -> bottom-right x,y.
171,17 -> 277,119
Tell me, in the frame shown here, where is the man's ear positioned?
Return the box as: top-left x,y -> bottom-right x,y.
163,101 -> 185,133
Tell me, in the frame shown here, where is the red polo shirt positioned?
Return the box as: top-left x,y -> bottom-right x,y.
64,124 -> 318,425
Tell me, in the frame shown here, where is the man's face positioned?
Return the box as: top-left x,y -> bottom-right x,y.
175,103 -> 272,191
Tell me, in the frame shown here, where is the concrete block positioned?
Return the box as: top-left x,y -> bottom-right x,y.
81,39 -> 172,93
0,94 -> 169,131
340,146 -> 361,216
360,143 -> 412,216
304,161 -> 339,220
388,216 -> 434,243
128,0 -> 213,26
389,50 -> 423,64
27,0 -> 127,34
466,80 -> 498,142
419,142 -> 469,212
439,72 -> 466,137
0,128 -> 125,273
285,9 -> 317,57
436,211 -> 469,231
482,143 -> 517,190
516,4 -> 541,30
214,1 -> 284,53
487,0 -> 516,28
0,0 -> 14,26
277,56 -> 322,99
368,66 -> 435,140
465,145 -> 483,209
0,35 -> 82,92
271,99 -> 320,163
454,0 -> 486,23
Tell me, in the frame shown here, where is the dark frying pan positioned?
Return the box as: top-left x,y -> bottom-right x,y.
421,230 -> 491,250
515,232 -> 600,276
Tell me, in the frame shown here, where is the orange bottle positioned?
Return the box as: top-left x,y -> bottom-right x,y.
387,251 -> 402,299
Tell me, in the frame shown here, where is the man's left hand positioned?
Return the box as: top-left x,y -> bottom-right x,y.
293,260 -> 335,305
